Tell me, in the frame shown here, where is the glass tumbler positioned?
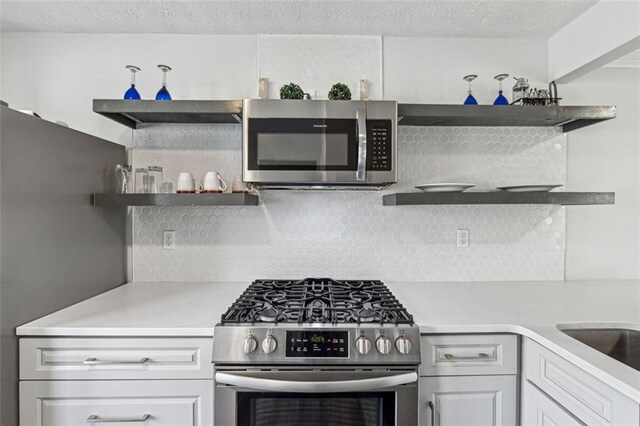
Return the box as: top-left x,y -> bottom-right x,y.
147,166 -> 163,193
134,168 -> 148,193
115,164 -> 132,193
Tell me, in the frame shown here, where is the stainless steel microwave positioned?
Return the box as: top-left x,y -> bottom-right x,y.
242,99 -> 397,189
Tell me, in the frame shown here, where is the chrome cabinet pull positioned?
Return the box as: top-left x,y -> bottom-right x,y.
355,107 -> 367,182
443,352 -> 489,361
428,401 -> 435,426
83,357 -> 150,365
86,414 -> 150,423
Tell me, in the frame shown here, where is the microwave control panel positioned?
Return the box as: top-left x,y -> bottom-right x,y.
366,120 -> 393,171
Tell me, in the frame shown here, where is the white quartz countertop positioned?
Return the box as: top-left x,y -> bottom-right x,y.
17,280 -> 640,402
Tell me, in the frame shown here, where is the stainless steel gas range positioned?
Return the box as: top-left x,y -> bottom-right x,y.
212,278 -> 421,426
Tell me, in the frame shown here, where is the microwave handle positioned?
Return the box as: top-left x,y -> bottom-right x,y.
215,371 -> 417,393
356,108 -> 367,182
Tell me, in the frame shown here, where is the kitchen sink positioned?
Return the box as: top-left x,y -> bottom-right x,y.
558,324 -> 640,372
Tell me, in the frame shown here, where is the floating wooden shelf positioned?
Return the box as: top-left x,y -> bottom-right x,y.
397,104 -> 616,132
93,193 -> 259,207
92,100 -> 242,129
382,192 -> 615,206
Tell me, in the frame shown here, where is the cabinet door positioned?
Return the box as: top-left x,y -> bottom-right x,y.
521,380 -> 584,426
420,376 -> 517,426
522,338 -> 638,426
20,380 -> 212,426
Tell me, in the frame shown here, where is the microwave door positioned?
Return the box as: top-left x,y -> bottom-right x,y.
246,118 -> 361,184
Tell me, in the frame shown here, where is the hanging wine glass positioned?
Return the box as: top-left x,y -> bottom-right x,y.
463,74 -> 478,105
155,64 -> 172,101
493,74 -> 510,105
123,65 -> 141,100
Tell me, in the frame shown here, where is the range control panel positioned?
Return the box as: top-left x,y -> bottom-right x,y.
367,120 -> 393,171
285,330 -> 349,358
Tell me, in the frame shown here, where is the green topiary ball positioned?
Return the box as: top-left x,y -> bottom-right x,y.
328,83 -> 352,100
279,83 -> 305,100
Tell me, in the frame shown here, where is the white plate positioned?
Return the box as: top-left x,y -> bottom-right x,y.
415,183 -> 476,193
496,184 -> 563,192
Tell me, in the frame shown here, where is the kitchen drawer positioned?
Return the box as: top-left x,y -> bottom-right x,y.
521,380 -> 584,426
20,337 -> 213,380
523,338 -> 639,426
20,380 -> 212,426
420,334 -> 518,377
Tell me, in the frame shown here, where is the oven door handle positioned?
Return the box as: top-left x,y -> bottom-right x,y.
215,371 -> 417,393
356,107 -> 367,182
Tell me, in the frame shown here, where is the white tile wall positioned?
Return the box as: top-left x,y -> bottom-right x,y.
131,34 -> 566,283
131,125 -> 566,282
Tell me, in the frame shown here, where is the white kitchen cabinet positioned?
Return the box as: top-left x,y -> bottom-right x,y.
420,334 -> 518,377
20,380 -> 212,426
522,338 -> 639,426
521,379 -> 584,426
20,337 -> 213,380
419,375 -> 518,426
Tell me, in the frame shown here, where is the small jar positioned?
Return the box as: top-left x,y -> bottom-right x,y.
134,168 -> 148,193
147,166 -> 163,193
115,164 -> 132,194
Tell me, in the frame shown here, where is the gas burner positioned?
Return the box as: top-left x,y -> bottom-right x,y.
257,307 -> 279,322
219,278 -> 414,326
358,308 -> 376,322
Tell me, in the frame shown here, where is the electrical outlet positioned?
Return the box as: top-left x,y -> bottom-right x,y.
457,229 -> 469,248
163,230 -> 176,250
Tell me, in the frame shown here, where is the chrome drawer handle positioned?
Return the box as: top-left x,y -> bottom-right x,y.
444,352 -> 489,361
84,357 -> 150,365
86,414 -> 150,423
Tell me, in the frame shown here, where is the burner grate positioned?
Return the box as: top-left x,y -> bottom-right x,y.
220,278 -> 414,325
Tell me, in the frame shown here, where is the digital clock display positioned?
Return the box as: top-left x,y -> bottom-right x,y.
285,331 -> 349,358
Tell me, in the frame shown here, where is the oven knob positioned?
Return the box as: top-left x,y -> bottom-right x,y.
355,336 -> 371,355
242,336 -> 258,354
375,336 -> 392,355
261,335 -> 277,354
395,336 -> 412,355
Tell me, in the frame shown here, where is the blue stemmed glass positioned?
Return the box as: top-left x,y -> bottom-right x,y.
123,65 -> 141,100
493,74 -> 510,105
155,65 -> 172,101
463,74 -> 478,105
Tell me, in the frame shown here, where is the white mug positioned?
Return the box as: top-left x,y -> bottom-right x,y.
232,176 -> 250,193
176,172 -> 203,193
203,172 -> 227,193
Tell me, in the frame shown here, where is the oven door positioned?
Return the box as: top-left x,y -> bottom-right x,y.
214,369 -> 418,426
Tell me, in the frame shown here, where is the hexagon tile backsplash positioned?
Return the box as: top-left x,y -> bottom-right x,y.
131,124 -> 567,282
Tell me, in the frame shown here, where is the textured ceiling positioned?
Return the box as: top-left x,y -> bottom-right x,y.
0,0 -> 597,38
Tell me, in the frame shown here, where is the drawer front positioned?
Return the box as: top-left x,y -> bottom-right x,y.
20,337 -> 213,380
420,334 -> 518,376
523,338 -> 639,426
20,380 -> 212,426
522,380 -> 584,426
